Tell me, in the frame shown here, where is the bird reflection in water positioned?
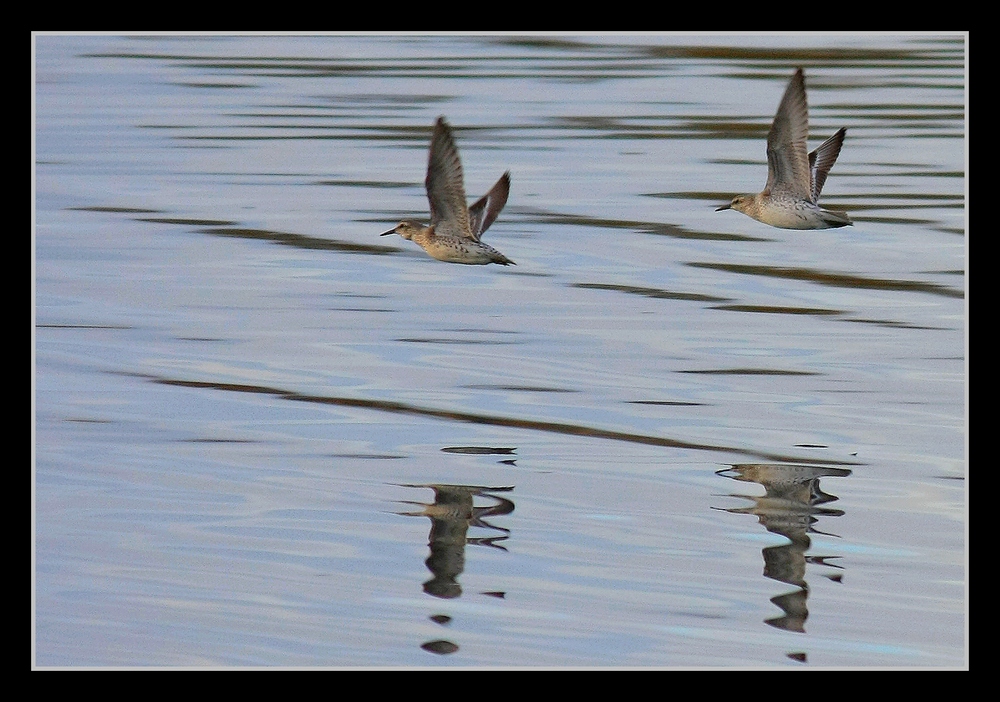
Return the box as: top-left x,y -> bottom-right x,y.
398,484 -> 515,655
716,462 -> 852,663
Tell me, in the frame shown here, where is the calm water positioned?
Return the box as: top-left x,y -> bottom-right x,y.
33,34 -> 966,668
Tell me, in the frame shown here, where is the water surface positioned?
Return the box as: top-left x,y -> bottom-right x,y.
34,33 -> 966,668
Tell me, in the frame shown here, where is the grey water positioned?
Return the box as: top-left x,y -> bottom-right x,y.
33,34 -> 966,668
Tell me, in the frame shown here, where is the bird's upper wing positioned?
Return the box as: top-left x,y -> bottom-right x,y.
425,117 -> 472,239
467,171 -> 510,241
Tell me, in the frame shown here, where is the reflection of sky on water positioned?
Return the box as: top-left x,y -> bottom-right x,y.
34,34 -> 965,667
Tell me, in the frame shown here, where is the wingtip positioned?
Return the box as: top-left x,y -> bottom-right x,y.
432,115 -> 452,138
790,67 -> 806,88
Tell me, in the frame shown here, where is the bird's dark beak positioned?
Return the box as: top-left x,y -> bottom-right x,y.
380,227 -> 396,237
716,203 -> 731,211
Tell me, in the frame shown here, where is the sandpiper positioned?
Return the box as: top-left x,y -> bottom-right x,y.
717,68 -> 852,229
381,116 -> 514,265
